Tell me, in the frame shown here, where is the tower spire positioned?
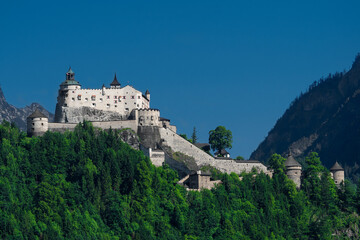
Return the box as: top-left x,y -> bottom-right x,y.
110,73 -> 121,88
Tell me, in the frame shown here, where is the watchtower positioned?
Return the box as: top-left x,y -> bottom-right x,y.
284,154 -> 302,189
330,161 -> 345,186
27,109 -> 48,137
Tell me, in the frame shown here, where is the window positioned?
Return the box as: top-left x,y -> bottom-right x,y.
107,96 -> 110,99
131,96 -> 135,99
137,104 -> 139,107
125,108 -> 129,111
107,104 -> 110,108
123,96 -> 126,99
85,98 -> 88,101
64,103 -> 67,107
91,95 -> 96,101
99,98 -> 103,102
41,123 -> 44,126
32,123 -> 34,126
115,105 -> 117,107
77,95 -> 81,100
92,103 -> 96,107
138,96 -> 141,99
114,96 -> 117,99
72,98 -> 75,101
125,102 -> 127,104
72,91 -> 75,93
114,100 -> 117,103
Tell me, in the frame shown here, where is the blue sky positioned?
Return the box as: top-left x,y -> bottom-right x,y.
1,1 -> 360,158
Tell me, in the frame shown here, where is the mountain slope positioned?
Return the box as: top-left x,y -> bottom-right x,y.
251,54 -> 360,178
0,87 -> 53,130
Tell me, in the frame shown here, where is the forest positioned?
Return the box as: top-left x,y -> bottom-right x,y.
0,121 -> 360,239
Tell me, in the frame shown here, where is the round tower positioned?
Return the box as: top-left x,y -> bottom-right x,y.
27,109 -> 48,137
330,161 -> 344,186
284,154 -> 302,189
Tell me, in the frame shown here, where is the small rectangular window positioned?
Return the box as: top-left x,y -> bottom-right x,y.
107,96 -> 110,99
123,96 -> 126,99
85,98 -> 88,101
91,95 -> 96,101
92,103 -> 96,107
107,104 -> 110,108
72,98 -> 75,101
114,100 -> 117,103
131,96 -> 135,99
77,95 -> 81,100
138,96 -> 141,99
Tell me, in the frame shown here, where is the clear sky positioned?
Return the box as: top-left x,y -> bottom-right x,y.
1,1 -> 360,158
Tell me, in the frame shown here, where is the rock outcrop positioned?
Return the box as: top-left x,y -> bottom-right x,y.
54,106 -> 127,123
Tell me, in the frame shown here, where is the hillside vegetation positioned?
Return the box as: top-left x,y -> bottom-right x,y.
1,122 -> 360,239
251,54 -> 360,180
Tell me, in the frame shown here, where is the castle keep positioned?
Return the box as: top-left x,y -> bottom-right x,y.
27,68 -> 345,190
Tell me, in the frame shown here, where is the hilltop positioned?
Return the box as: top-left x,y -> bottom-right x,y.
251,54 -> 360,180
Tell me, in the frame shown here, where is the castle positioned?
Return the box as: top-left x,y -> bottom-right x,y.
27,68 -> 345,190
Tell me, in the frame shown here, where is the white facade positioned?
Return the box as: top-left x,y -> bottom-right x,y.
55,68 -> 150,122
57,85 -> 150,115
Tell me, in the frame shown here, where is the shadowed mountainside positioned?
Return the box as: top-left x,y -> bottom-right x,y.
251,54 -> 360,179
0,87 -> 53,130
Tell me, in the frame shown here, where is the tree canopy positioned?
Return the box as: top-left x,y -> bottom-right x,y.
208,126 -> 233,154
0,122 -> 359,239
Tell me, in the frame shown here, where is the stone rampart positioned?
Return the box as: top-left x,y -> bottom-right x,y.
48,120 -> 138,133
159,127 -> 268,174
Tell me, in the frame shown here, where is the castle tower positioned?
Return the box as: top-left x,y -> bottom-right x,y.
60,67 -> 81,91
110,73 -> 121,89
27,109 -> 48,137
330,161 -> 345,186
145,89 -> 150,101
284,154 -> 302,189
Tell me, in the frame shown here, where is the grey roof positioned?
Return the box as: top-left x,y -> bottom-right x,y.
110,73 -> 120,86
60,79 -> 80,86
284,155 -> 301,167
145,89 -> 150,95
194,143 -> 210,148
215,149 -> 229,155
67,67 -> 74,74
330,161 -> 344,171
28,109 -> 48,119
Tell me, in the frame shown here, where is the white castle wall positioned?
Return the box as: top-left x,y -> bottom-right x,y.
48,120 -> 138,133
159,127 -> 268,174
57,85 -> 149,120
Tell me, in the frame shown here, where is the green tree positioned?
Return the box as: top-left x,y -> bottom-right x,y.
191,127 -> 198,144
208,126 -> 233,153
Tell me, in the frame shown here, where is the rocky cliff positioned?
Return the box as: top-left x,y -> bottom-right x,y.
251,54 -> 360,179
0,87 -> 53,130
54,105 -> 127,123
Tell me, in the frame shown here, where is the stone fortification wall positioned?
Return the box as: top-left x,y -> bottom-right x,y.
48,120 -> 138,133
213,160 -> 268,174
92,120 -> 137,132
48,123 -> 77,133
158,127 -> 268,175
